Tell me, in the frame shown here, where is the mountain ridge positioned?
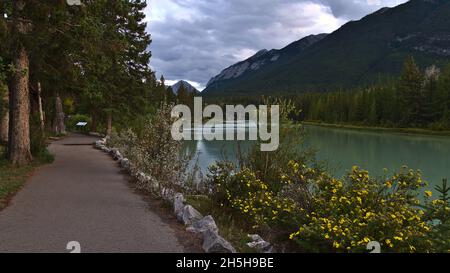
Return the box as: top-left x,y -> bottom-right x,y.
205,34 -> 328,91
203,0 -> 450,96
171,80 -> 199,94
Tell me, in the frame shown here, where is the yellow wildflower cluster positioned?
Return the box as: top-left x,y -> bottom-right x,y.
208,159 -> 447,252
288,165 -> 433,253
225,168 -> 296,225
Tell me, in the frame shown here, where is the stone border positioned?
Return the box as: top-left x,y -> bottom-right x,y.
94,138 -> 240,253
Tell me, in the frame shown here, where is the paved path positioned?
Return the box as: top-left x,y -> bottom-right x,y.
0,134 -> 184,253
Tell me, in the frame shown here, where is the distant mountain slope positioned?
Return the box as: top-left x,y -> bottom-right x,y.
171,80 -> 199,94
203,0 -> 450,96
204,34 -> 327,94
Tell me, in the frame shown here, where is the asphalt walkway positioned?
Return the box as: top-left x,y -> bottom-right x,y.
0,134 -> 184,253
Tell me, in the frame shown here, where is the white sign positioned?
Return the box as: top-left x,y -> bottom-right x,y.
67,0 -> 82,6
76,122 -> 88,127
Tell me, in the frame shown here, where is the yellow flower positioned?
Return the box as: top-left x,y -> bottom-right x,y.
385,181 -> 392,188
425,191 -> 433,198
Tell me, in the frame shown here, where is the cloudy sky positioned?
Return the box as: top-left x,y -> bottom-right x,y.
145,0 -> 407,90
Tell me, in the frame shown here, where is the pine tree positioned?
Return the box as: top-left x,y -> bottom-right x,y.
78,0 -> 154,134
437,64 -> 450,128
177,82 -> 188,104
0,65 -> 7,144
368,100 -> 378,125
398,56 -> 424,127
422,65 -> 441,124
166,86 -> 176,103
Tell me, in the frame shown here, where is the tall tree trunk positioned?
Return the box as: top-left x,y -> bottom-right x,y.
30,81 -> 45,132
91,114 -> 98,133
8,45 -> 32,165
53,93 -> 66,135
8,0 -> 32,165
0,88 -> 8,144
106,112 -> 112,136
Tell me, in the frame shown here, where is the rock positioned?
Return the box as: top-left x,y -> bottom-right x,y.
161,187 -> 175,202
101,146 -> 111,153
113,150 -> 123,161
187,215 -> 218,235
248,234 -> 263,242
109,148 -> 118,156
173,193 -> 185,216
178,205 -> 203,226
120,158 -> 130,170
202,229 -> 237,253
134,172 -> 147,182
94,141 -> 103,149
247,234 -> 273,253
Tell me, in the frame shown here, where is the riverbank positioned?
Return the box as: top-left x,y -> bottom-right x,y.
303,121 -> 450,137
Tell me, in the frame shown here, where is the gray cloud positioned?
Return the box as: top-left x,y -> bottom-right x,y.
146,0 -> 407,90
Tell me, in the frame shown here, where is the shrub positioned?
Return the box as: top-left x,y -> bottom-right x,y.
288,165 -> 433,253
30,115 -> 47,156
109,103 -> 191,194
238,98 -> 317,192
208,158 -> 445,252
208,163 -> 296,227
422,179 -> 450,253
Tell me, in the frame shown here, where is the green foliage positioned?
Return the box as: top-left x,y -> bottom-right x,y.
0,144 -> 52,210
207,155 -> 450,252
204,99 -> 449,252
237,98 -> 317,192
2,0 -> 159,139
288,166 -> 433,253
108,103 -> 191,194
0,156 -> 34,210
30,115 -> 46,157
273,58 -> 450,130
422,179 -> 450,253
66,114 -> 92,132
75,0 -> 156,132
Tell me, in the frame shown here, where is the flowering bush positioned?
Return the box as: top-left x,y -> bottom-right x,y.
288,165 -> 434,253
207,158 -> 449,252
208,163 -> 296,227
109,103 -> 190,194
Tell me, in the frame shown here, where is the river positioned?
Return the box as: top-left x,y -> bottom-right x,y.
183,124 -> 450,190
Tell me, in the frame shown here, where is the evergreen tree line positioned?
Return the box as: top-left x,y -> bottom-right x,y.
205,57 -> 450,130
0,0 -> 162,166
291,57 -> 450,130
151,75 -> 196,108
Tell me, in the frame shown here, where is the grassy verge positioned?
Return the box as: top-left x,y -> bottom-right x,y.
303,121 -> 450,137
0,145 -> 54,210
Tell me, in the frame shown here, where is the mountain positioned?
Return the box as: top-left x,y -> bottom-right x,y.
171,80 -> 199,94
203,0 -> 450,96
205,34 -> 327,93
